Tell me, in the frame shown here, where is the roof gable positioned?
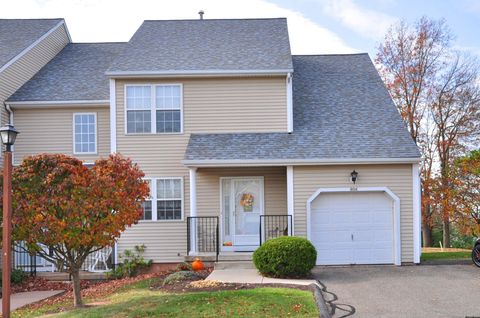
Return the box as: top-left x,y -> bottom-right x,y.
8,43 -> 125,102
107,18 -> 293,75
0,19 -> 64,69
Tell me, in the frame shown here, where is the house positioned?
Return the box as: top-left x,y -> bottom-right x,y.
2,17 -> 422,267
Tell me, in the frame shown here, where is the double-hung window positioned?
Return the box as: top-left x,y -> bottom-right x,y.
141,179 -> 153,220
140,177 -> 183,221
126,84 -> 182,134
73,113 -> 97,154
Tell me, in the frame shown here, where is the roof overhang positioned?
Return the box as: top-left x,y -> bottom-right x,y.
106,69 -> 293,79
6,100 -> 109,109
182,157 -> 422,167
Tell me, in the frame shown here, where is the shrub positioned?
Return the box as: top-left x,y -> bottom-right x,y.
253,236 -> 317,278
163,271 -> 200,285
176,262 -> 192,272
107,245 -> 152,279
0,269 -> 27,285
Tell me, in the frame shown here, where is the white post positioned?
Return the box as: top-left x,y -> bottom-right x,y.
413,163 -> 421,263
287,165 -> 295,235
189,167 -> 198,253
109,79 -> 117,153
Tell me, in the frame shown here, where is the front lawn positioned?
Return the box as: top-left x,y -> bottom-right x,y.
421,251 -> 471,262
49,287 -> 318,318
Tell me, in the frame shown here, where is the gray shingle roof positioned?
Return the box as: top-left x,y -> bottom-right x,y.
107,18 -> 293,74
8,43 -> 125,102
184,54 -> 421,162
0,19 -> 63,69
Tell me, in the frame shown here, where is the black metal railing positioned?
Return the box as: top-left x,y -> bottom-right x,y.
187,216 -> 219,262
259,215 -> 292,245
12,242 -> 37,276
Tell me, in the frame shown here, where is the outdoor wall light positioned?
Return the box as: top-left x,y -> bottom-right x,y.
0,124 -> 18,151
350,170 -> 358,184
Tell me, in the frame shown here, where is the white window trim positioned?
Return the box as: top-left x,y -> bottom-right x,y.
72,112 -> 98,155
139,177 -> 184,222
124,83 -> 184,135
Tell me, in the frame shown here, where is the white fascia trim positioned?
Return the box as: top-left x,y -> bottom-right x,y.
7,100 -> 109,109
106,69 -> 293,78
412,163 -> 421,263
182,157 -> 422,167
306,186 -> 402,265
287,73 -> 293,133
109,79 -> 117,153
286,166 -> 295,235
0,20 -> 66,74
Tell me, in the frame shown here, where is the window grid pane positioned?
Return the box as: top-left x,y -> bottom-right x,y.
127,110 -> 151,133
74,114 -> 96,153
156,178 -> 182,220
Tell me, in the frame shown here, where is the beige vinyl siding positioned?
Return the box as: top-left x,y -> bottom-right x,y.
13,106 -> 110,164
196,167 -> 287,217
115,77 -> 287,262
293,164 -> 414,262
0,23 -> 69,126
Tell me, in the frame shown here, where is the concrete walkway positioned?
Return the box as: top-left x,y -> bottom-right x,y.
206,269 -> 318,286
0,290 -> 64,313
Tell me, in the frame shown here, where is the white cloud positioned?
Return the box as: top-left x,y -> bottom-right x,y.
2,0 -> 358,54
321,0 -> 397,40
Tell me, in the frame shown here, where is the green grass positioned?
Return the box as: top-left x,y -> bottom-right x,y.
421,251 -> 471,261
49,288 -> 318,318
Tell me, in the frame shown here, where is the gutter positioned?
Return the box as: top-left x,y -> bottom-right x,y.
105,69 -> 293,78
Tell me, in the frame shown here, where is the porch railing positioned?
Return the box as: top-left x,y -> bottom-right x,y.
187,216 -> 219,262
8,242 -> 115,275
259,215 -> 293,245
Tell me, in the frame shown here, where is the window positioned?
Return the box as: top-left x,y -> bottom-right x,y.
125,84 -> 182,134
73,113 -> 96,154
139,177 -> 183,221
157,178 -> 183,220
141,179 -> 153,220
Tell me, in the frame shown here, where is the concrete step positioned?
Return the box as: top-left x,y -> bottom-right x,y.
214,261 -> 255,270
218,252 -> 253,262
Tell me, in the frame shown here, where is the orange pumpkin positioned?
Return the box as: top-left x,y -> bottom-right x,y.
192,258 -> 205,271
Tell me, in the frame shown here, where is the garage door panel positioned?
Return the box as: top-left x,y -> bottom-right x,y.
311,192 -> 394,265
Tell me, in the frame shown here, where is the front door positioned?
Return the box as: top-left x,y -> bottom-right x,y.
221,177 -> 264,251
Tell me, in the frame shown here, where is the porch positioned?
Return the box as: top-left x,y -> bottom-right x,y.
185,166 -> 295,262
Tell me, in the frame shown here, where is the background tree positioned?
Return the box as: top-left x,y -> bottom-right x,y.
376,16 -> 480,247
1,153 -> 149,307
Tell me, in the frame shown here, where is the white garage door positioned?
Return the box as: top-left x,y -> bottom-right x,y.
310,192 -> 394,265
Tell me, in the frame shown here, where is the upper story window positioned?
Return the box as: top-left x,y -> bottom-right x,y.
126,84 -> 182,134
73,113 -> 97,154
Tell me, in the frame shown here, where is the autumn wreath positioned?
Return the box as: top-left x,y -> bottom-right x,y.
240,193 -> 254,212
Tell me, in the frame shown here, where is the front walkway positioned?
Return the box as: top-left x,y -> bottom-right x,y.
0,290 -> 64,313
206,268 -> 318,286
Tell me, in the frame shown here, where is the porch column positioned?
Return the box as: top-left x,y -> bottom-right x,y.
287,165 -> 295,235
189,167 -> 198,253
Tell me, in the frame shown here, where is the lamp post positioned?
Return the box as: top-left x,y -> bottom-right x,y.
350,170 -> 358,184
0,124 -> 18,318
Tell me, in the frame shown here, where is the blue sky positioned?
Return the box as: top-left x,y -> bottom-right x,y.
3,0 -> 480,59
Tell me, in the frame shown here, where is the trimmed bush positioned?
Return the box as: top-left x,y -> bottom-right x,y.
253,236 -> 317,278
0,269 -> 27,285
163,271 -> 200,285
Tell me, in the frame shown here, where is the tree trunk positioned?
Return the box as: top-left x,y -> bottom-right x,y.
443,219 -> 450,248
422,222 -> 432,247
71,269 -> 84,307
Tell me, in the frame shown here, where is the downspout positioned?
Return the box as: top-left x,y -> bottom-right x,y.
4,102 -> 13,124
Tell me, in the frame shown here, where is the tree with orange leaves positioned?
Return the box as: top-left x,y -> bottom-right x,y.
1,153 -> 149,307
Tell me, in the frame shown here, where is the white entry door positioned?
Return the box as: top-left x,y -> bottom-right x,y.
221,177 -> 264,250
310,192 -> 394,265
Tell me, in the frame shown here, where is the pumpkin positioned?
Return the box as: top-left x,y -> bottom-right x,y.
192,258 -> 205,271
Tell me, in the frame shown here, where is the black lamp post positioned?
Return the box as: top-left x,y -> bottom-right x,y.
350,170 -> 358,184
0,124 -> 18,318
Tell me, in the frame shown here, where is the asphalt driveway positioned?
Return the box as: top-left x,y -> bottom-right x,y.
313,264 -> 480,318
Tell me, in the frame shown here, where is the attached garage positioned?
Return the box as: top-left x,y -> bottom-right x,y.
307,187 -> 401,266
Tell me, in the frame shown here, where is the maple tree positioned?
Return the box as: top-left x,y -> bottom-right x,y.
1,153 -> 149,307
376,16 -> 480,247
